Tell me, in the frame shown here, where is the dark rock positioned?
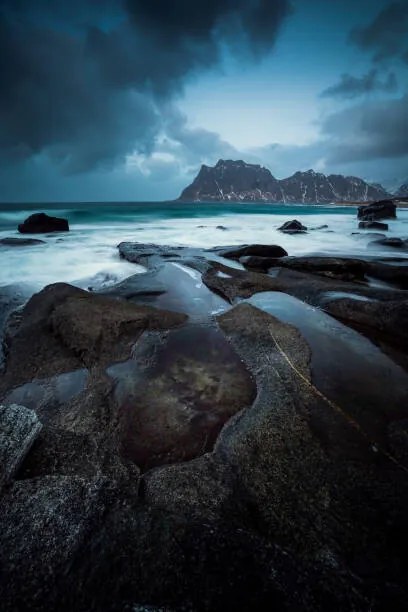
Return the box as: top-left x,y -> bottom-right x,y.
0,403 -> 42,490
203,259 -> 404,306
368,237 -> 408,250
365,261 -> 408,289
0,284 -> 31,371
359,221 -> 389,230
216,225 -> 228,230
0,282 -> 187,391
278,256 -> 367,282
99,272 -> 167,300
118,242 -> 184,267
278,219 -> 307,234
324,298 -> 408,346
239,255 -> 282,271
215,244 -> 288,260
0,237 -> 46,246
352,232 -> 386,241
310,224 -> 329,230
203,261 -> 278,303
18,212 -> 69,234
0,474 -> 118,612
357,199 -> 396,221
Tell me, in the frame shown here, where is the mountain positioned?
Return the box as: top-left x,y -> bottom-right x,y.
395,182 -> 408,198
178,159 -> 391,203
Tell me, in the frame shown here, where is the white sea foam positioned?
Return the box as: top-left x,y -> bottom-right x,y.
1,206 -> 407,291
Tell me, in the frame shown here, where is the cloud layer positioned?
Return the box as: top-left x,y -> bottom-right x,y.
320,69 -> 397,99
350,1 -> 408,63
0,0 -> 290,172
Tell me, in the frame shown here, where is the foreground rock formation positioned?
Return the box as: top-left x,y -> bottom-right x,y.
178,159 -> 391,203
1,241 -> 408,611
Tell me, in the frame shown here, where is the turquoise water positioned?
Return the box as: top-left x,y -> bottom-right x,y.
1,201 -> 407,290
0,201 -> 356,231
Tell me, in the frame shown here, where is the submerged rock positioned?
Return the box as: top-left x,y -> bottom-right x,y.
115,324 -> 256,471
357,199 -> 396,221
278,219 -> 307,234
358,220 -> 388,230
18,212 -> 69,233
368,237 -> 408,250
0,237 -> 46,246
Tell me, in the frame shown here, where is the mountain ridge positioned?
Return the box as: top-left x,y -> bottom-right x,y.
178,159 -> 392,203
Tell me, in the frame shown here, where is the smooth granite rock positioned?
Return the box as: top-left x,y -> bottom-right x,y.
0,403 -> 42,489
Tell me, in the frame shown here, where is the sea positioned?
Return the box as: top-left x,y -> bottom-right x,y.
1,201 -> 407,292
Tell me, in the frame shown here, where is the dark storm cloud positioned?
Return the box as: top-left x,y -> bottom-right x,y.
0,0 -> 290,172
320,69 -> 397,99
321,94 -> 408,162
350,2 -> 408,63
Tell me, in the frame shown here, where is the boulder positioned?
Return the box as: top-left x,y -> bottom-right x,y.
357,199 -> 396,221
368,237 -> 408,250
278,219 -> 307,234
358,221 -> 388,231
216,244 -> 288,260
0,237 -> 46,246
18,212 -> 69,234
0,404 -> 42,490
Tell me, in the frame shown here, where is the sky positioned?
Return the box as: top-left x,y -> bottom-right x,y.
0,0 -> 407,202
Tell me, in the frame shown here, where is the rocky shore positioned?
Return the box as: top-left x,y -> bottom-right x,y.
1,218 -> 408,610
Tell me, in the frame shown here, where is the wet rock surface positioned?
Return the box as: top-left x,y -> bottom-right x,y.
278,219 -> 308,233
358,199 -> 397,221
1,241 -> 408,611
0,237 -> 46,246
369,237 -> 408,250
214,243 -> 288,260
18,212 -> 69,233
359,220 -> 388,230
